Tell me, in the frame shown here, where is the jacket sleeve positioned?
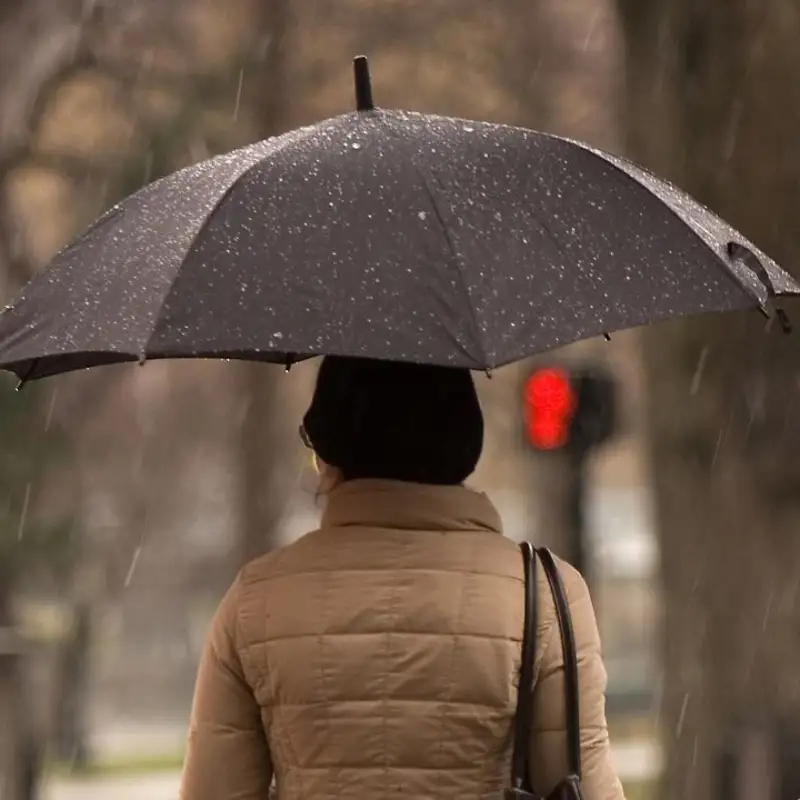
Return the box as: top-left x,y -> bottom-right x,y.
528,563 -> 626,800
180,575 -> 273,800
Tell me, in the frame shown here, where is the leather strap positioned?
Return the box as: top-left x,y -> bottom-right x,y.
510,541 -> 537,794
537,548 -> 582,779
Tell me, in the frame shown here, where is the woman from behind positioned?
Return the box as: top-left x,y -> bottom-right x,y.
179,356 -> 626,800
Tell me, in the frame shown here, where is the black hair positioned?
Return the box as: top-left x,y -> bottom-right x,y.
302,356 -> 483,485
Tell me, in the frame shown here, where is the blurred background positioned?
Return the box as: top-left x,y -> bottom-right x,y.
1,1 -> 799,799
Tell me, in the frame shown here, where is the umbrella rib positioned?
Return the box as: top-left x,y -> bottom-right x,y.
140,176 -> 255,360
414,168 -> 490,368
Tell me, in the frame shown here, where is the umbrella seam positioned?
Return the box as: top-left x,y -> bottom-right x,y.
562,137 -> 783,304
414,167 -> 492,369
377,112 -> 492,368
382,112 -> 787,301
141,125 -> 325,360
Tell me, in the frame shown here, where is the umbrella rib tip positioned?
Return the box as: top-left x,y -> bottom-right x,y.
727,240 -> 793,334
353,55 -> 374,112
14,358 -> 38,390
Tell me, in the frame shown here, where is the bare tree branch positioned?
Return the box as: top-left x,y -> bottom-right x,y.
0,2 -> 104,292
0,191 -> 29,292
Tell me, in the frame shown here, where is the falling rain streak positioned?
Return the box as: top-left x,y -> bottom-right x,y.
16,482 -> 31,540
675,693 -> 689,739
690,347 -> 708,395
44,386 -> 57,431
125,545 -> 143,588
233,68 -> 245,122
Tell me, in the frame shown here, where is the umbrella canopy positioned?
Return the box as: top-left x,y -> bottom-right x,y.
0,57 -> 797,382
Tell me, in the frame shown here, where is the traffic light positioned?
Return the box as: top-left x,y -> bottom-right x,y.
523,363 -> 618,454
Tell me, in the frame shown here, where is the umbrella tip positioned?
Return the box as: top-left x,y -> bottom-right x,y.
353,55 -> 374,112
14,359 -> 37,390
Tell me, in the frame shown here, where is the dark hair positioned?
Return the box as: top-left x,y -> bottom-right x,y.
302,356 -> 483,485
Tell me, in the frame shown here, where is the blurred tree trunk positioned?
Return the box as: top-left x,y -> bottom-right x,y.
0,221 -> 43,800
52,600 -> 91,767
0,566 -> 34,800
0,565 -> 21,800
617,3 -> 800,798
237,0 -> 295,566
0,0 -> 93,790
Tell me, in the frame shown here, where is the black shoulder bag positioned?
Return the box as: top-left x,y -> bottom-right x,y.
505,542 -> 585,800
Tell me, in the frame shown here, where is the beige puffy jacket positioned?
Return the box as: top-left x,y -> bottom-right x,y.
180,479 -> 625,799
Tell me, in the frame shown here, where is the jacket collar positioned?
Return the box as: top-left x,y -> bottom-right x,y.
321,479 -> 503,534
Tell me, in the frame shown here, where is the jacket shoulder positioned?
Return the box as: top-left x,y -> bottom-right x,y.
237,530 -> 320,587
536,550 -> 600,667
540,552 -> 592,608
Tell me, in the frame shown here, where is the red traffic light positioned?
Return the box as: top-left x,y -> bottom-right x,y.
524,367 -> 577,450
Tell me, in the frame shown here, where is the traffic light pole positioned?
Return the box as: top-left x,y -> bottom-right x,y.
564,448 -> 590,587
532,445 -> 592,591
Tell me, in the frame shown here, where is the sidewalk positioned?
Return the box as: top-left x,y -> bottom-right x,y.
44,771 -> 181,800
613,739 -> 661,782
43,740 -> 660,799
88,719 -> 186,761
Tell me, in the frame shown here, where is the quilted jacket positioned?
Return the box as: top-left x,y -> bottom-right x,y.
180,479 -> 625,799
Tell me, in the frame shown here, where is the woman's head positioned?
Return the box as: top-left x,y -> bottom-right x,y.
302,356 -> 484,486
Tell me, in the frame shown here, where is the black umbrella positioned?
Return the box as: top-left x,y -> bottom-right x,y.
0,56 -> 797,383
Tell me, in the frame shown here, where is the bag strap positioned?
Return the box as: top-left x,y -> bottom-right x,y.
510,541 -> 537,794
536,547 -> 582,780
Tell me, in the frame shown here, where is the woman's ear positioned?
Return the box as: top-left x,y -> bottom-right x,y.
317,458 -> 343,494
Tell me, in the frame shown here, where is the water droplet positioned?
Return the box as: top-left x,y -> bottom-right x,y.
351,142 -> 362,150
418,211 -> 427,221
462,125 -> 475,132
